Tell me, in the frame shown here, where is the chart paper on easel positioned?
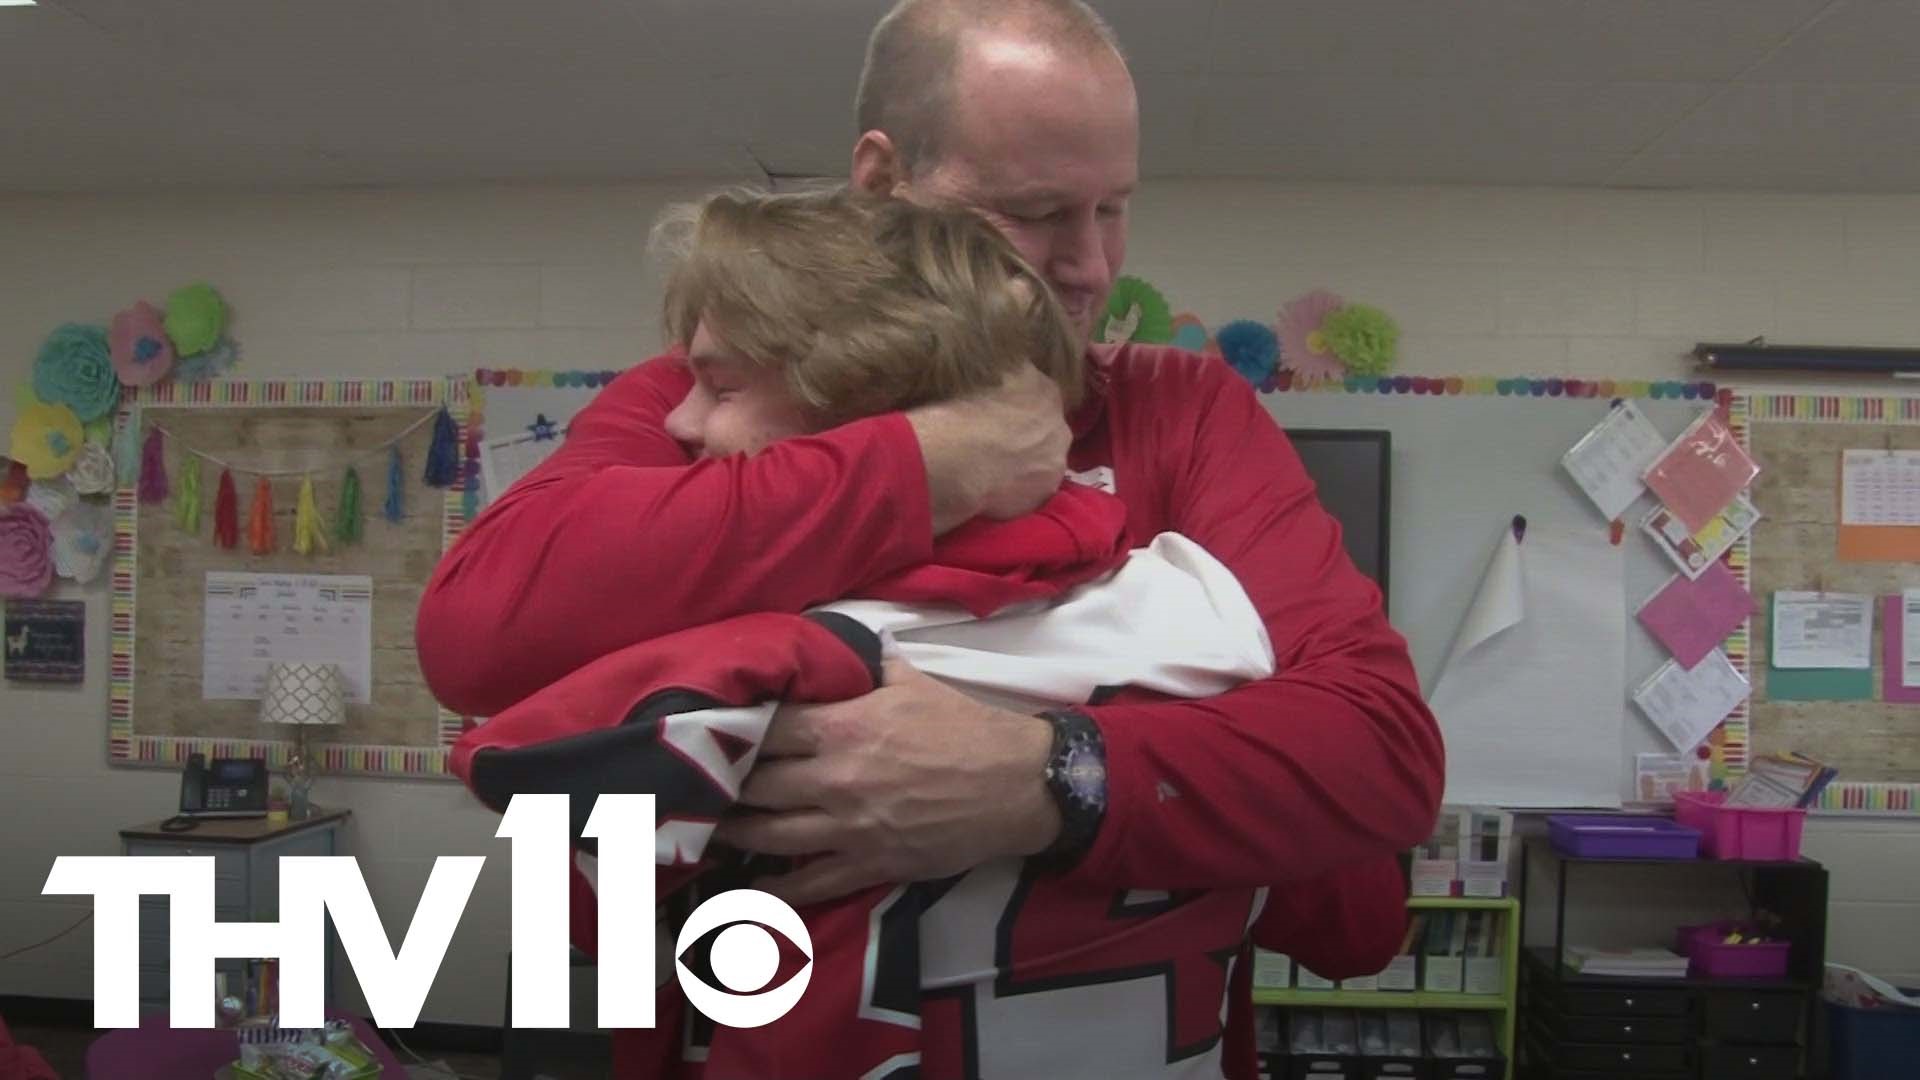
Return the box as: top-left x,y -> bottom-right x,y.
1427,523 -> 1626,808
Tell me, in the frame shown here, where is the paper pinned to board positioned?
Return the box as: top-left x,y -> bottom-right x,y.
1427,520 -> 1626,808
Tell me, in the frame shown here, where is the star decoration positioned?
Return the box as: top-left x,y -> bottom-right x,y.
528,413 -> 558,441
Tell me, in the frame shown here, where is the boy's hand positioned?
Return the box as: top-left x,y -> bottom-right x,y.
712,657 -> 1060,906
907,363 -> 1070,534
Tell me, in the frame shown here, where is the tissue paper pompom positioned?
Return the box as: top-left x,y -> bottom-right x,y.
66,440 -> 116,495
33,323 -> 121,422
1215,319 -> 1281,386
0,504 -> 54,599
172,336 -> 241,382
9,403 -> 85,479
52,501 -> 113,584
164,283 -> 228,357
1322,303 -> 1400,376
1094,277 -> 1175,345
110,301 -> 177,387
1278,290 -> 1347,382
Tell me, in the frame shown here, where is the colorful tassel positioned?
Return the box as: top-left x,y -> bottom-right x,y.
248,476 -> 276,555
423,406 -> 459,487
114,406 -> 143,488
213,469 -> 239,549
138,427 -> 168,504
172,457 -> 202,534
336,466 -> 362,544
384,446 -> 404,523
292,475 -> 328,555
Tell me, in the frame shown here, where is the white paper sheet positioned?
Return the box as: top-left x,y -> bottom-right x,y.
203,572 -> 374,704
1427,522 -> 1626,808
1561,401 -> 1668,521
1632,650 -> 1749,753
1842,449 -> 1920,526
1904,589 -> 1920,688
478,427 -> 565,506
1770,591 -> 1873,669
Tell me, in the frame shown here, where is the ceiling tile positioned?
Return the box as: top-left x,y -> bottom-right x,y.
1640,82 -> 1920,157
1207,0 -> 1829,80
1748,1 -> 1920,84
1091,0 -> 1216,74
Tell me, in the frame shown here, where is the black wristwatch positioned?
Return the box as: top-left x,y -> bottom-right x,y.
1035,708 -> 1107,870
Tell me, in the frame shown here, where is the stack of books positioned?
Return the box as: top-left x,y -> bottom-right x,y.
1723,751 -> 1836,809
1563,945 -> 1690,979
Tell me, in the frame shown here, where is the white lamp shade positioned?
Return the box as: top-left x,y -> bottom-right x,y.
258,662 -> 347,727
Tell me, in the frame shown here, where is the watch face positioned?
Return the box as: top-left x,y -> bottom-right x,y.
1061,744 -> 1107,808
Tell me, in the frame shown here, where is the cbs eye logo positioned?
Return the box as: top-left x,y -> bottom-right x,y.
675,889 -> 814,1027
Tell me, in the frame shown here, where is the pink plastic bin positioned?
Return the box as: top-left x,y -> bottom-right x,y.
1676,922 -> 1791,979
1672,791 -> 1807,861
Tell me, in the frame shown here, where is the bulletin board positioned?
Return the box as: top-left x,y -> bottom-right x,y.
1736,391 -> 1920,815
109,377 -> 470,778
1260,377 -> 1742,809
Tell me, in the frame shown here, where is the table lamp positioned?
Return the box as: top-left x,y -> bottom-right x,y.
257,661 -> 345,820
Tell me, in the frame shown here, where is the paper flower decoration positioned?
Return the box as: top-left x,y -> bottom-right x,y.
1216,319 -> 1281,386
33,323 -> 121,422
164,283 -> 228,357
1095,276 -> 1175,345
172,336 -> 240,382
52,501 -> 112,584
1279,290 -> 1347,382
1323,303 -> 1400,376
9,402 -> 85,479
66,440 -> 116,495
1169,313 -> 1210,353
0,503 -> 54,598
109,300 -> 177,387
25,478 -> 77,523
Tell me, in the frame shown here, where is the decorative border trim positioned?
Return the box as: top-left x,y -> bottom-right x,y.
1262,373 -> 1724,401
108,377 -> 465,779
1734,389 -> 1920,817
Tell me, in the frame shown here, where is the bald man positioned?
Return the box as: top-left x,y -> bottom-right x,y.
420,2 -> 1443,1076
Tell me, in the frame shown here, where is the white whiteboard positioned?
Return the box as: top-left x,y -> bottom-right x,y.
1263,391 -> 1718,808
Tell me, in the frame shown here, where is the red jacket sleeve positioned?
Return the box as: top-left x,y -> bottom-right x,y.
417,354 -> 935,716
1079,358 -> 1445,888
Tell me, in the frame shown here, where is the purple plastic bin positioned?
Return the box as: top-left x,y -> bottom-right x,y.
1548,814 -> 1702,859
1676,923 -> 1791,979
1673,791 -> 1807,861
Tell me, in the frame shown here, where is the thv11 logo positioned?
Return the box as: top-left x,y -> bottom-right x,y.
42,794 -> 811,1030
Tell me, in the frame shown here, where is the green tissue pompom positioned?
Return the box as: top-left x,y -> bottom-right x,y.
1322,303 -> 1400,376
164,283 -> 228,357
1094,276 -> 1175,345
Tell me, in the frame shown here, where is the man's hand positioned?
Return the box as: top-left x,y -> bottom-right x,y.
907,362 -> 1070,534
711,657 -> 1061,907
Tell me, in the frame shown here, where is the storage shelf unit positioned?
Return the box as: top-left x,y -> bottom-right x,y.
1251,895 -> 1522,1063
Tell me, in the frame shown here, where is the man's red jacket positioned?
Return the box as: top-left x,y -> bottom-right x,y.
421,344 -> 1445,1073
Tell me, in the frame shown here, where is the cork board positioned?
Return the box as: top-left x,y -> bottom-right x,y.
1739,392 -> 1920,814
109,378 -> 470,778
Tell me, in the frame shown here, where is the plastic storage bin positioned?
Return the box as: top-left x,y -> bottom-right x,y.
1828,998 -> 1920,1080
1672,791 -> 1807,860
1675,922 -> 1791,979
1547,813 -> 1701,859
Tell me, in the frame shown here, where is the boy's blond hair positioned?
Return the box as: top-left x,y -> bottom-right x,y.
657,187 -> 1084,426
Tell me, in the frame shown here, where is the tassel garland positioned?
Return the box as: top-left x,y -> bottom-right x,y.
138,428 -> 169,503
423,405 -> 459,487
248,476 -> 276,555
336,466 -> 362,544
172,457 -> 202,534
384,447 -> 404,522
292,475 -> 329,555
213,469 -> 239,548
